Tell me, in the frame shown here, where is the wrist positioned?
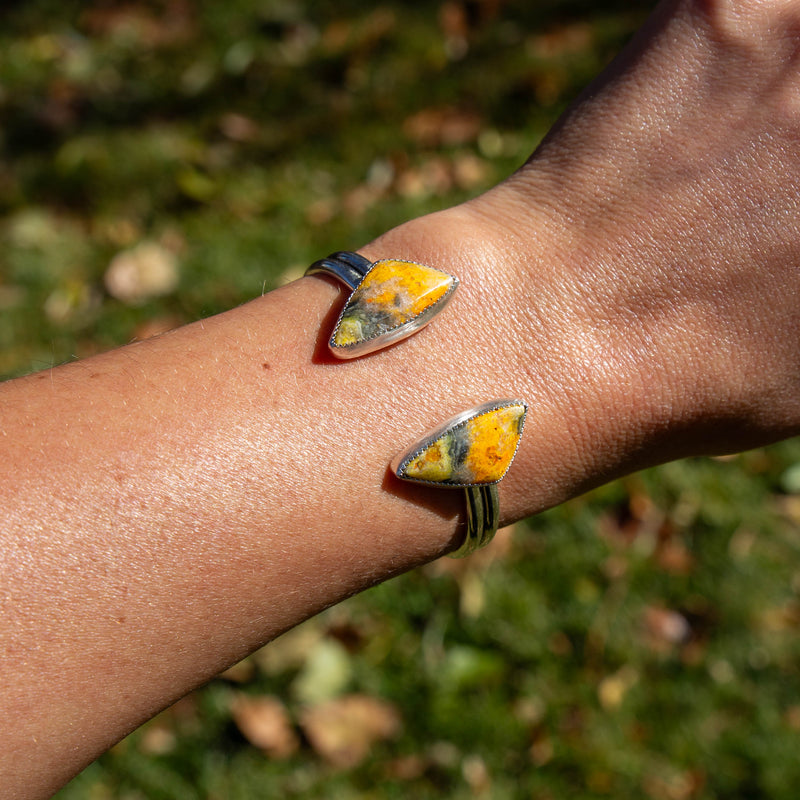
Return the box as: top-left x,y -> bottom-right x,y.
357,196 -> 660,520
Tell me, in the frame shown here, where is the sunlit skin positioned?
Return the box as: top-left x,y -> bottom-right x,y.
3,0 -> 800,796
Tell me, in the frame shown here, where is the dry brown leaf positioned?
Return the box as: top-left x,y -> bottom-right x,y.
643,767 -> 704,800
530,733 -> 554,767
757,603 -> 800,632
384,753 -> 427,780
439,2 -> 469,40
439,2 -> 468,59
452,152 -> 489,189
342,183 -> 383,218
305,197 -> 336,226
462,754 -> 491,793
219,657 -> 256,684
656,539 -> 694,574
776,495 -> 800,524
104,241 -> 179,304
252,621 -> 324,675
300,694 -> 401,768
643,606 -> 690,653
394,158 -> 452,199
784,705 -> 800,730
81,1 -> 195,48
231,694 -> 299,759
138,721 -> 177,756
528,22 -> 592,59
403,107 -> 483,147
219,112 -> 260,142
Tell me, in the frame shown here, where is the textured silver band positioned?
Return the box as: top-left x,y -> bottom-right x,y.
305,251 -> 372,290
459,484 -> 500,557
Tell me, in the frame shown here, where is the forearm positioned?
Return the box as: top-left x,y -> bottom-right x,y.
0,202 -> 586,795
0,247 -> 453,794
3,150 -> 799,800
6,169 -> 708,793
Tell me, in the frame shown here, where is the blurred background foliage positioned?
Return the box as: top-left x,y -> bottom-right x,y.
2,1 -> 800,798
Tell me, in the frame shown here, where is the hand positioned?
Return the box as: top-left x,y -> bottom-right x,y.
366,0 -> 800,519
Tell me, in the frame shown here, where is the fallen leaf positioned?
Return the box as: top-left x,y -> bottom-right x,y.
656,539 -> 694,574
643,766 -> 703,800
342,183 -> 383,218
231,694 -> 299,759
138,721 -> 177,756
81,1 -> 196,48
530,733 -> 554,766
784,705 -> 800,730
462,753 -> 491,793
384,753 -> 427,780
104,241 -> 179,304
643,606 -> 690,652
395,157 -> 452,199
757,603 -> 800,632
219,112 -> 260,142
305,197 -> 336,226
452,152 -> 489,189
403,107 -> 483,147
776,495 -> 800,525
439,2 -> 469,60
527,22 -> 592,59
439,2 -> 469,41
218,657 -> 256,684
252,620 -> 324,675
300,694 -> 401,768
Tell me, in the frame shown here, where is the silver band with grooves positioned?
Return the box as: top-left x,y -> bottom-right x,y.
305,251 -> 372,291
461,484 -> 500,557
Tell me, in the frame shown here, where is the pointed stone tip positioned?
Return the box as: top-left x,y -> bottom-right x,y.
397,401 -> 527,486
331,259 -> 457,353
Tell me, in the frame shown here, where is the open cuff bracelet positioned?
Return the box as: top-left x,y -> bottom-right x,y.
306,252 -> 524,557
392,400 -> 528,557
305,251 -> 458,358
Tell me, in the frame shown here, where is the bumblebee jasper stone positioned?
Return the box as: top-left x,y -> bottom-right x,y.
396,401 -> 527,486
331,259 -> 457,355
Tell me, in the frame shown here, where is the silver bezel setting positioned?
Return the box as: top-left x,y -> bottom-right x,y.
329,258 -> 458,359
391,399 -> 528,488
305,252 -> 458,360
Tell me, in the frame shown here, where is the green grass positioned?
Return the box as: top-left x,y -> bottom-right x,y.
3,1 -> 800,798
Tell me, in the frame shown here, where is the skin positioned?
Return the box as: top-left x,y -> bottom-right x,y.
2,0 -> 800,795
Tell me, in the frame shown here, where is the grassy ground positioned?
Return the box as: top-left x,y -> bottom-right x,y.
3,1 -> 800,798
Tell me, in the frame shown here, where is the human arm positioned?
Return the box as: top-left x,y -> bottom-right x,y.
3,0 -> 800,796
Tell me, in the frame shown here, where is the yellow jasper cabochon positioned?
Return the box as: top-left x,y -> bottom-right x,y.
398,402 -> 527,486
332,259 -> 455,348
